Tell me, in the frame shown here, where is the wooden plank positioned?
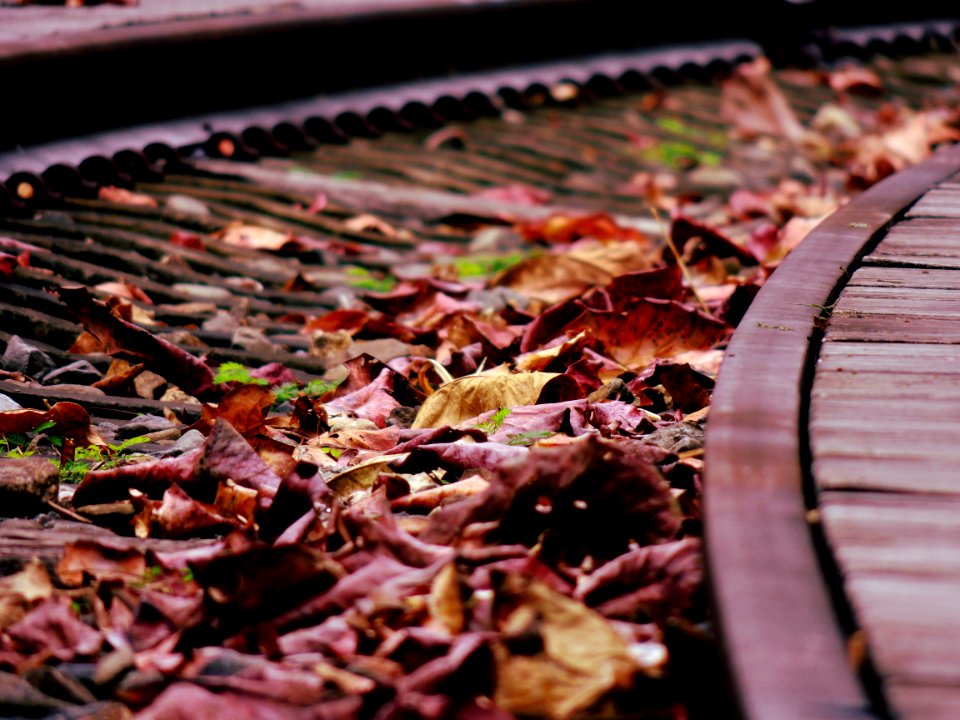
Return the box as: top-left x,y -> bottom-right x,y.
819,340 -> 960,373
843,575 -> 960,682
812,433 -> 960,463
820,492 -> 960,576
886,683 -> 960,720
847,266 -> 960,290
838,287 -> 960,312
0,518 -> 218,575
814,372 -> 960,392
863,255 -> 960,269
906,188 -> 960,217
812,396 -> 960,420
812,417 -> 960,437
826,315 -> 960,343
814,456 -> 960,494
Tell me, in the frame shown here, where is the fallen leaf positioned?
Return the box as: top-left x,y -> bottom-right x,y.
5,597 -> 103,661
326,453 -> 409,501
578,299 -> 729,369
214,223 -> 294,251
0,559 -> 53,630
98,186 -> 158,208
721,56 -> 807,142
136,484 -> 243,539
515,213 -> 646,245
574,538 -> 703,622
491,254 -> 612,304
57,539 -> 146,587
828,66 -> 883,96
58,287 -> 217,401
412,371 -> 562,429
0,402 -> 99,450
493,576 -> 637,720
427,563 -> 465,636
205,384 -> 274,438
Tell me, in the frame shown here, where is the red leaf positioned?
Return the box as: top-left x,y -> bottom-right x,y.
515,213 -> 646,245
58,286 -> 217,400
670,216 -> 758,266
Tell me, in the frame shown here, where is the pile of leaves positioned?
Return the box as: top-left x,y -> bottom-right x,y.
0,55 -> 959,719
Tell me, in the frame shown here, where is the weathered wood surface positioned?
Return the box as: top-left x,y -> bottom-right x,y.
0,518 -> 217,577
706,142 -> 960,720
806,151 -> 960,719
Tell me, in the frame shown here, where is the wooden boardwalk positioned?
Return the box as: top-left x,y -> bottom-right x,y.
707,144 -> 960,719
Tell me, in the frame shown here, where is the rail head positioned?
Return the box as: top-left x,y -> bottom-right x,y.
704,142 -> 960,720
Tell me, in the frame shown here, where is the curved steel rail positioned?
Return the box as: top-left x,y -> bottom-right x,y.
704,142 -> 960,719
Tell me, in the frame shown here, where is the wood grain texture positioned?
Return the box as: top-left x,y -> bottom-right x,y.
809,151 -> 960,719
844,576 -> 960,682
814,456 -> 960,493
821,492 -> 960,575
886,683 -> 960,720
705,138 -> 960,720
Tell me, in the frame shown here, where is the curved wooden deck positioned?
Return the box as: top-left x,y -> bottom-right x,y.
706,143 -> 960,719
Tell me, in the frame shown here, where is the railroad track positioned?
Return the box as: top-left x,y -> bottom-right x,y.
2,3 -> 960,719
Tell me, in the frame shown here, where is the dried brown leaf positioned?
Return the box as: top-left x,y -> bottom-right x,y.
412,372 -> 561,429
494,577 -> 637,720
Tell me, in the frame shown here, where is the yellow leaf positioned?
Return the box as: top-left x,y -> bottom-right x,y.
427,562 -> 464,635
326,453 -> 409,500
412,372 -> 561,429
494,578 -> 637,720
214,223 -> 293,251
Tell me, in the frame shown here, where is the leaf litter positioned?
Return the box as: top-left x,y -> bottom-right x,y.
2,52 -> 960,719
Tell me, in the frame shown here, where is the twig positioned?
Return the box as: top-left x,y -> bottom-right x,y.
649,207 -> 711,315
46,499 -> 92,524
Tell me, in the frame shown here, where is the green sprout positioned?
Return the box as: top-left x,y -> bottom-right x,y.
344,266 -> 397,293
474,407 -> 511,434
214,362 -> 269,386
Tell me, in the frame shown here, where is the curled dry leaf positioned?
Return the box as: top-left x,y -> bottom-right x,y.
326,453 -> 409,501
574,299 -> 729,370
721,56 -> 807,142
98,186 -> 158,208
57,539 -> 146,587
828,66 -> 884,96
0,559 -> 53,630
214,223 -> 294,251
564,238 -> 655,276
491,254 -> 612,304
136,483 -> 244,539
58,287 -> 217,401
412,371 -> 563,429
516,213 -> 646,245
0,402 -> 99,450
493,576 -> 638,720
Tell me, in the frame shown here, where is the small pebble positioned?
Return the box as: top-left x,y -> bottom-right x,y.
646,421 -> 704,455
42,360 -> 103,386
158,429 -> 205,457
231,327 -> 276,353
116,414 -> 176,439
165,194 -> 211,217
172,284 -> 233,301
1,336 -> 55,378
